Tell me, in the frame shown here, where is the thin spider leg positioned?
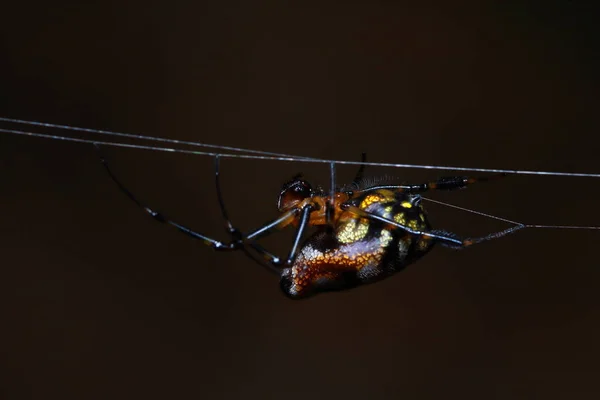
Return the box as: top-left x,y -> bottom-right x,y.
248,205 -> 314,267
212,155 -> 307,272
341,204 -> 525,248
428,226 -> 526,249
212,155 -> 285,271
286,205 -> 313,264
214,156 -> 238,237
240,246 -> 282,275
359,173 -> 507,194
247,243 -> 282,268
94,144 -> 238,251
245,208 -> 301,241
326,162 -> 336,226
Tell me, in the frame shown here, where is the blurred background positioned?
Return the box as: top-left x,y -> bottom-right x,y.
1,1 -> 599,399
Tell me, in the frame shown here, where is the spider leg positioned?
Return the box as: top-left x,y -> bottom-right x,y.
237,245 -> 283,275
237,216 -> 305,274
247,204 -> 314,267
244,209 -> 300,241
214,155 -> 241,240
326,162 -> 336,226
429,226 -> 526,248
359,173 -> 507,194
95,146 -> 319,272
212,155 -> 310,244
94,144 -> 238,251
212,156 -> 288,273
326,153 -> 367,226
341,204 -> 525,248
212,155 -> 317,274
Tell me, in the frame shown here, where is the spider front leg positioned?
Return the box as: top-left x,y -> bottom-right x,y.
96,146 -> 318,273
95,145 -> 241,251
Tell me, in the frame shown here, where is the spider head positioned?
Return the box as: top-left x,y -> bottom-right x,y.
277,174 -> 313,211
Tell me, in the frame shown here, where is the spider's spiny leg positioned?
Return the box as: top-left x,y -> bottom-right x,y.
359,173 -> 507,194
94,144 -> 238,251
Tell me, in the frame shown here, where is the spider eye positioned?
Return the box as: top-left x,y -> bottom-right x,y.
277,177 -> 313,211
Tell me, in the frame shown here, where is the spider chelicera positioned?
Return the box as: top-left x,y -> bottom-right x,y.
96,147 -> 523,299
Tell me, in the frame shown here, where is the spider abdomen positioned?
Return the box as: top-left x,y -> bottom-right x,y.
279,190 -> 434,299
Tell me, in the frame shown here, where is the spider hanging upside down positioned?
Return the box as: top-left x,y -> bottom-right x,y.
96,147 -> 523,299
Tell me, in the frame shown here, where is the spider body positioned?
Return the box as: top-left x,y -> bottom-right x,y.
280,188 -> 434,298
97,149 -> 522,299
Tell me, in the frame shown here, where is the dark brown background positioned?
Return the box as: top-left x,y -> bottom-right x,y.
1,2 -> 599,399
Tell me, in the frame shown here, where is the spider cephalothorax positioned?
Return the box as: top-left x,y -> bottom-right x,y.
277,174 -> 314,212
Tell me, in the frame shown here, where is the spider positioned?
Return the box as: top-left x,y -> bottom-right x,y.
96,147 -> 523,299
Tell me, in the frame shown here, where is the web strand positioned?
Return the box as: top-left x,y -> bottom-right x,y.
0,117 -> 318,160
2,117 -> 600,233
2,123 -> 600,179
421,197 -> 600,231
